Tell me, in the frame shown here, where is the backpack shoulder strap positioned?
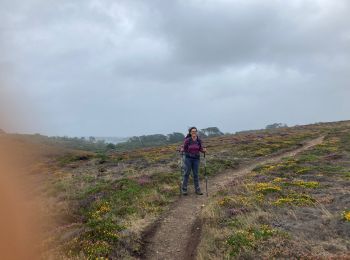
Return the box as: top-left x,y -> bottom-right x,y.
197,137 -> 202,147
189,137 -> 201,145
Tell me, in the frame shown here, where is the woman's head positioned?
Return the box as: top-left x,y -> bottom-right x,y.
186,126 -> 198,138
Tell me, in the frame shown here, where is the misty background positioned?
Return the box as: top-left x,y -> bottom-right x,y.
1,0 -> 349,138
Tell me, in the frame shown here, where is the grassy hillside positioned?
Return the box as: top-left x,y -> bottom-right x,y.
2,120 -> 349,259
197,124 -> 350,258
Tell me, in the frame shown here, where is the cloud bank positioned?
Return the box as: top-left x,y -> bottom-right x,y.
1,0 -> 349,136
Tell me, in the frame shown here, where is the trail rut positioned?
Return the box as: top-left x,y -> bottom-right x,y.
142,136 -> 325,260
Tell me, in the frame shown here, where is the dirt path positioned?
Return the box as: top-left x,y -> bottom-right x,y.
142,136 -> 325,260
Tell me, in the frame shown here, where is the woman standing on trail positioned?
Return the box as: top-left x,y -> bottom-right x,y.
180,127 -> 207,195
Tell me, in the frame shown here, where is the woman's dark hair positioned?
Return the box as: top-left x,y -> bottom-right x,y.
186,127 -> 197,138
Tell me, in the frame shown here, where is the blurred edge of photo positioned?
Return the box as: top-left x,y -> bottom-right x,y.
0,91 -> 43,260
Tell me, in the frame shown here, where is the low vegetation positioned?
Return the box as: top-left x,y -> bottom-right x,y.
197,122 -> 350,259
3,120 -> 350,258
38,121 -> 345,259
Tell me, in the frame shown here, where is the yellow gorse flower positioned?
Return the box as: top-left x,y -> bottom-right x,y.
342,210 -> 350,221
254,182 -> 281,193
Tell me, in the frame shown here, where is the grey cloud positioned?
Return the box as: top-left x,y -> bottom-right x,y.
1,0 -> 349,136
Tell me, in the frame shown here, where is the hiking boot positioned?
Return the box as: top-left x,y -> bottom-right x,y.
181,190 -> 188,195
195,190 -> 203,195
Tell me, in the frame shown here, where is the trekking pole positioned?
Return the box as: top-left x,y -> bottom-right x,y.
204,152 -> 208,197
179,151 -> 184,196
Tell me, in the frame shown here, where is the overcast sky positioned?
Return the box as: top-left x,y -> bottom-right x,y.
1,0 -> 349,137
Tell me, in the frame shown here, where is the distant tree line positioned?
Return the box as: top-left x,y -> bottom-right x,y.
114,127 -> 225,151
198,127 -> 224,137
7,133 -> 110,152
265,123 -> 288,129
2,127 -> 226,152
236,123 -> 289,134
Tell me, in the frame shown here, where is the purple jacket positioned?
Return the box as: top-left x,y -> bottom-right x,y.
182,137 -> 204,158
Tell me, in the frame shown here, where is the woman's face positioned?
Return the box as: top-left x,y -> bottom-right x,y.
190,128 -> 197,138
